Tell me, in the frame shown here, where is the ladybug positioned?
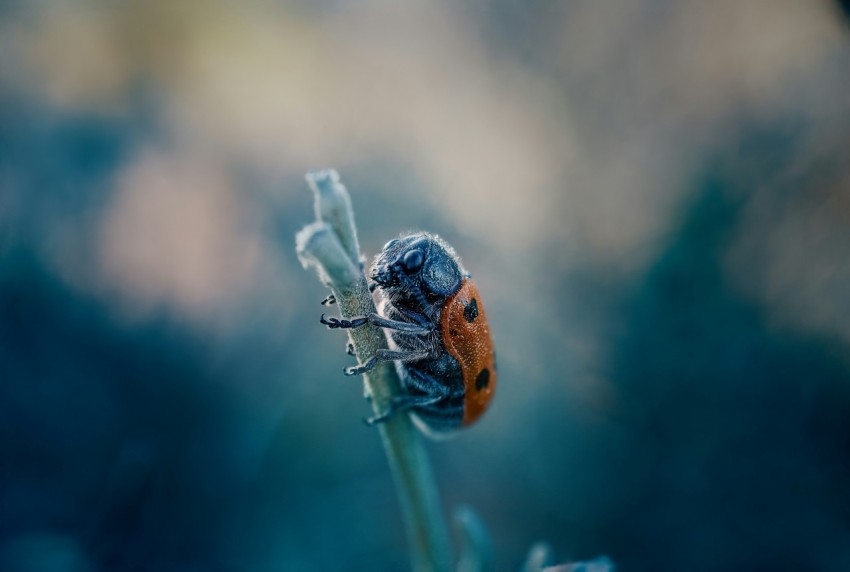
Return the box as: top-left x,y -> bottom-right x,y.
320,232 -> 496,436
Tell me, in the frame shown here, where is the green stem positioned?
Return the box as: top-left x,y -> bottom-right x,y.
296,170 -> 453,572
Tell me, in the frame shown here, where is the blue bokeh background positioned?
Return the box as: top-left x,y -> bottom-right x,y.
2,2 -> 850,570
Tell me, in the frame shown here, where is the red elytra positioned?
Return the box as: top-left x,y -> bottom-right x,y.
439,278 -> 497,426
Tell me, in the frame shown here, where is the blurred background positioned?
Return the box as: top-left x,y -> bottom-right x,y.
2,1 -> 850,570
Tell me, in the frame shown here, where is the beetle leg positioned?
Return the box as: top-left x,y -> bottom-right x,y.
393,306 -> 433,329
367,314 -> 432,334
344,348 -> 429,376
405,367 -> 465,399
320,314 -> 368,329
364,394 -> 445,426
321,312 -> 432,334
343,357 -> 375,376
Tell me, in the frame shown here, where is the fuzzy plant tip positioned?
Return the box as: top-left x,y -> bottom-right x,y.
305,168 -> 360,262
295,221 -> 362,288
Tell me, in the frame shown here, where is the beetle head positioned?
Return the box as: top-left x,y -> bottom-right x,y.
370,232 -> 464,303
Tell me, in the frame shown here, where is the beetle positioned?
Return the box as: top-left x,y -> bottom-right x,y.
320,232 -> 496,436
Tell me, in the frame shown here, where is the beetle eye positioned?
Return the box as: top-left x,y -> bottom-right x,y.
402,249 -> 424,273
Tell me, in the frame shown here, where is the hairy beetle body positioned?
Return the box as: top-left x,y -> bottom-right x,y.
321,232 -> 496,435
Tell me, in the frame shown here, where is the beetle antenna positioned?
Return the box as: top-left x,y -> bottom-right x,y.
399,272 -> 431,313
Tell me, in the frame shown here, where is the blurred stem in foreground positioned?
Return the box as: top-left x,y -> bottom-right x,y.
296,169 -> 453,572
455,506 -> 493,572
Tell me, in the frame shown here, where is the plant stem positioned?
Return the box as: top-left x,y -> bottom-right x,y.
296,170 -> 453,572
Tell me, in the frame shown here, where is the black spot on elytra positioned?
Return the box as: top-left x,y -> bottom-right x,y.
463,298 -> 479,323
475,368 -> 490,391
